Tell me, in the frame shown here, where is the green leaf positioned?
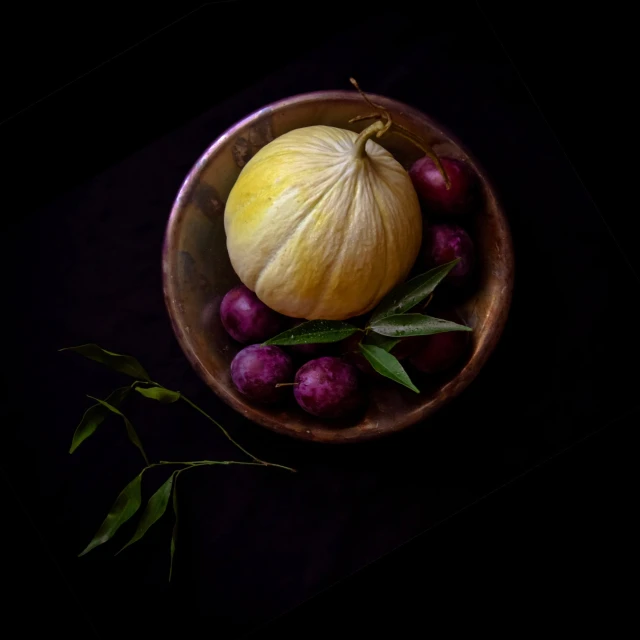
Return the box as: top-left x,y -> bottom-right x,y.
60,344 -> 150,381
70,386 -> 131,453
79,473 -> 143,556
118,473 -> 175,554
358,344 -> 419,393
87,396 -> 149,465
370,260 -> 460,323
370,313 -> 472,338
264,320 -> 359,346
363,332 -> 400,353
169,472 -> 181,582
135,386 -> 181,404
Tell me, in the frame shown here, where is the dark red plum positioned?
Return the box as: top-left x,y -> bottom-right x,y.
340,333 -> 374,376
408,309 -> 471,374
409,331 -> 470,374
230,344 -> 293,404
390,337 -> 423,361
421,224 -> 475,287
220,284 -> 285,344
345,351 -> 375,377
294,357 -> 363,418
409,156 -> 479,215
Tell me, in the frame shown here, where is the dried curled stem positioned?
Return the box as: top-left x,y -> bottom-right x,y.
348,77 -> 450,189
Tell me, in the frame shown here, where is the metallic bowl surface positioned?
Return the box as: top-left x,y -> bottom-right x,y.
162,90 -> 514,444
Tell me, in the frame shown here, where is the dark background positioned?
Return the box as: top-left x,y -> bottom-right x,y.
1,1 -> 635,636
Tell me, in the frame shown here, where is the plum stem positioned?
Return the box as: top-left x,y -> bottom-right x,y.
420,293 -> 434,310
348,77 -> 451,189
275,382 -> 299,388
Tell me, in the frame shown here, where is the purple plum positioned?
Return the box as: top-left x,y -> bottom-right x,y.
294,357 -> 362,418
220,284 -> 285,344
230,344 -> 294,403
409,156 -> 480,215
421,223 -> 476,287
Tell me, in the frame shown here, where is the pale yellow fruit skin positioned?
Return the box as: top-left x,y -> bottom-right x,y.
224,125 -> 422,320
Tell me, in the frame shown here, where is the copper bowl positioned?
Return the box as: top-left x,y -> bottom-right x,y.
162,90 -> 514,444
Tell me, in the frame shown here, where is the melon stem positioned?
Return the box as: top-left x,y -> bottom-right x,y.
348,76 -> 451,188
353,120 -> 386,159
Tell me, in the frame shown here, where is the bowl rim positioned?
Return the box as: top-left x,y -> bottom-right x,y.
162,89 -> 515,444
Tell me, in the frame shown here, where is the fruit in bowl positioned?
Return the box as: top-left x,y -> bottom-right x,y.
293,357 -> 363,418
230,344 -> 294,404
224,123 -> 423,321
420,223 -> 476,288
409,156 -> 480,215
162,80 -> 514,443
220,285 -> 286,343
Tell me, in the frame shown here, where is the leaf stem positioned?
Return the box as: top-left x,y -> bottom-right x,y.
178,395 -> 259,459
158,460 -> 266,467
171,395 -> 296,472
158,459 -> 296,473
169,468 -> 183,581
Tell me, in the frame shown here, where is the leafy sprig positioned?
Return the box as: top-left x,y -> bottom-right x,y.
264,259 -> 472,392
64,259 -> 470,576
62,344 -> 295,580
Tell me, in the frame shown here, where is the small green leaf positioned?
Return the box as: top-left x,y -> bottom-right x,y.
264,320 -> 359,346
135,386 -> 181,403
60,344 -> 150,381
118,473 -> 175,554
87,396 -> 149,465
79,473 -> 143,556
70,386 -> 131,453
364,332 -> 400,353
370,260 -> 460,323
358,344 -> 419,393
169,472 -> 181,582
370,313 -> 472,338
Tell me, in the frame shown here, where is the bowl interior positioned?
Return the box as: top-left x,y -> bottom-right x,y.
163,91 -> 513,443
